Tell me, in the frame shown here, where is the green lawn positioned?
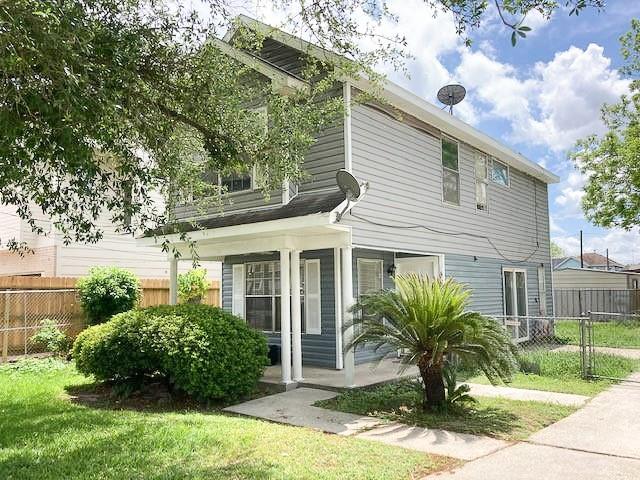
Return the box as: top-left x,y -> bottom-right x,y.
316,380 -> 576,441
461,350 -> 640,397
0,359 -> 455,480
556,319 -> 640,348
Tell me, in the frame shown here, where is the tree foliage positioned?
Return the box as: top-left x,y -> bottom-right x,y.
550,241 -> 565,258
572,20 -> 640,230
1,0 -> 606,252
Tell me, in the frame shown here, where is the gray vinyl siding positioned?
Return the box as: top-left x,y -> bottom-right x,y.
222,249 -> 337,368
346,103 -> 552,273
298,123 -> 345,193
445,254 -> 553,317
172,189 -> 282,221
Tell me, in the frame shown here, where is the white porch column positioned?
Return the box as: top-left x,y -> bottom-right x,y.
280,248 -> 293,384
341,246 -> 356,387
291,250 -> 303,382
169,256 -> 178,305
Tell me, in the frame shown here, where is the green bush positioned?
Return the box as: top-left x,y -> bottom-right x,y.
178,268 -> 209,304
72,304 -> 269,401
72,311 -> 160,380
77,267 -> 141,325
30,319 -> 72,356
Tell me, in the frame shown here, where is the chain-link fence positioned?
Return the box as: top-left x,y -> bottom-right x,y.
0,289 -> 85,362
581,312 -> 640,381
485,315 -> 640,384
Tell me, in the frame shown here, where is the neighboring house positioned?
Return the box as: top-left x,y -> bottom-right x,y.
553,268 -> 640,315
141,16 -> 559,385
553,252 -> 625,272
623,264 -> 640,273
0,205 -> 221,279
554,268 -> 640,290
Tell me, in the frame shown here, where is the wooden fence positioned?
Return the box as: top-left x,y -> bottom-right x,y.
554,288 -> 640,317
0,276 -> 220,361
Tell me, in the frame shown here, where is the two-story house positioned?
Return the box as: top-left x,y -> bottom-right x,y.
142,15 -> 559,388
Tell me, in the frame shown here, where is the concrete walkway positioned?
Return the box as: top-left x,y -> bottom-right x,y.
224,387 -> 509,460
428,374 -> 640,479
556,344 -> 640,359
467,382 -> 589,406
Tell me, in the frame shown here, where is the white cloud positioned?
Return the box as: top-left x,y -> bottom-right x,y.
555,170 -> 586,218
455,43 -> 629,151
583,228 -> 640,265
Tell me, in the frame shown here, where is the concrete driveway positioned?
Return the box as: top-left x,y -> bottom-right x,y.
430,374 -> 640,479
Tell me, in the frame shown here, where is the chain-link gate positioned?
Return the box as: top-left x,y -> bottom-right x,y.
0,289 -> 85,362
580,312 -> 640,382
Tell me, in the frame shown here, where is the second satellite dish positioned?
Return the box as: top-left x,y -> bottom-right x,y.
437,84 -> 466,115
336,169 -> 362,201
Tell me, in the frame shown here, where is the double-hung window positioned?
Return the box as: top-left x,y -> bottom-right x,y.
221,171 -> 252,193
441,138 -> 460,205
233,259 -> 321,334
475,152 -> 488,211
245,261 -> 281,332
503,268 -> 529,341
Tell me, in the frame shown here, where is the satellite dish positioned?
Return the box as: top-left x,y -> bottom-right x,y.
336,169 -> 361,201
437,84 -> 466,115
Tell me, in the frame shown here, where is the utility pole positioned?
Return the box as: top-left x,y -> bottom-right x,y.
580,230 -> 584,268
606,248 -> 610,271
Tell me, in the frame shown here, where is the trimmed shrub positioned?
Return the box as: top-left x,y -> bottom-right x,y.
77,267 -> 141,325
177,268 -> 209,304
72,304 -> 269,401
72,311 -> 161,380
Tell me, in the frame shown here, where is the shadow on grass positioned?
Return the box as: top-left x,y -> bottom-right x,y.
0,387 -> 278,480
316,380 -> 521,439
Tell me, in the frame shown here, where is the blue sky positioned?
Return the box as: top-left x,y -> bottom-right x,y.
227,0 -> 640,263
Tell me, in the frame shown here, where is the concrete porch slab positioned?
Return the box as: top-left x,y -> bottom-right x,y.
261,357 -> 419,390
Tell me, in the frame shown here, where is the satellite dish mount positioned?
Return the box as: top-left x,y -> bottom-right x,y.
335,169 -> 368,221
437,84 -> 466,115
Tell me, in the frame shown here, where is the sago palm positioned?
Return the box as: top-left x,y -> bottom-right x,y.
347,274 -> 517,409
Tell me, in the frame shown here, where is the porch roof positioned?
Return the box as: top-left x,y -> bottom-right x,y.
139,189 -> 351,259
145,189 -> 345,237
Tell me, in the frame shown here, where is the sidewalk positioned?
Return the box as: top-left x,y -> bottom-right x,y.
224,387 -> 509,460
428,374 -> 640,479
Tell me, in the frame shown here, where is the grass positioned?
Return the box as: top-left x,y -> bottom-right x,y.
316,380 -> 575,441
0,359 -> 456,480
556,319 -> 640,348
461,350 -> 640,397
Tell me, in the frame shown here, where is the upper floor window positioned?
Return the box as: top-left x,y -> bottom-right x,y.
441,138 -> 460,205
475,153 -> 488,211
490,158 -> 510,187
221,171 -> 252,193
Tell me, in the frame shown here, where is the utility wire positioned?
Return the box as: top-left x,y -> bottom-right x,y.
348,212 -> 540,264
